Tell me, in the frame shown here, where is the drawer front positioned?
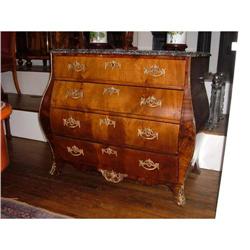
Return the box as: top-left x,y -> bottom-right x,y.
53,136 -> 99,166
51,81 -> 183,121
53,136 -> 178,184
121,147 -> 178,184
51,108 -> 180,154
99,145 -> 178,185
53,55 -> 186,88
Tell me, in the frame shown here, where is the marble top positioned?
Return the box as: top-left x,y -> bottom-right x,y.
51,49 -> 210,57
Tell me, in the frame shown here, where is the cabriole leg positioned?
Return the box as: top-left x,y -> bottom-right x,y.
49,160 -> 63,176
192,162 -> 201,175
169,184 -> 186,206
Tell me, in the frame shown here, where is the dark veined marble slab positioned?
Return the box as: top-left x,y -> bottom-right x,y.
51,49 -> 210,57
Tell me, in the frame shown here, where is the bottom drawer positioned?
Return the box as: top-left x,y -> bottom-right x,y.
53,136 -> 98,166
52,136 -> 179,184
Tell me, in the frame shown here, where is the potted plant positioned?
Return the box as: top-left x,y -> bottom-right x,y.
166,32 -> 187,51
89,32 -> 107,43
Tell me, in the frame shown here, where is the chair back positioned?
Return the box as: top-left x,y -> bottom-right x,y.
1,32 -> 15,55
1,32 -> 16,72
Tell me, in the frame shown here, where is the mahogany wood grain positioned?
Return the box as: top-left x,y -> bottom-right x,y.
172,58 -> 196,205
51,81 -> 184,121
50,108 -> 180,154
178,58 -> 196,182
1,32 -> 21,94
53,136 -> 178,185
53,136 -> 99,167
53,55 -> 186,88
39,51 -> 210,206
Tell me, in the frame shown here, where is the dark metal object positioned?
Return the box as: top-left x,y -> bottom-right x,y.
152,32 -> 167,50
217,32 -> 238,83
164,43 -> 187,51
206,73 -> 226,129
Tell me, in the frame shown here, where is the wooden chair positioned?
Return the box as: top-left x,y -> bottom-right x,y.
1,102 -> 12,171
1,32 -> 21,138
1,32 -> 21,95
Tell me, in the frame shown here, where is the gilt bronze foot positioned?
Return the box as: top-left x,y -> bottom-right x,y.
169,184 -> 186,206
49,161 -> 62,176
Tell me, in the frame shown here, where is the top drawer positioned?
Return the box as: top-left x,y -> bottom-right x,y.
53,55 -> 186,88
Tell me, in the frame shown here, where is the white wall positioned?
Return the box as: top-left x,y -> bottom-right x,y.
186,32 -> 198,52
192,132 -> 226,171
1,71 -> 50,95
209,32 -> 220,73
134,32 -> 153,50
9,110 -> 47,142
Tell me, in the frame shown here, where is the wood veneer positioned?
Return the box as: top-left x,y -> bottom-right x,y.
53,55 -> 186,87
50,108 -> 180,154
39,51 -> 210,206
51,81 -> 184,121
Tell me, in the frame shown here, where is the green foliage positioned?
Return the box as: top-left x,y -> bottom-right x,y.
89,32 -> 106,40
168,32 -> 184,36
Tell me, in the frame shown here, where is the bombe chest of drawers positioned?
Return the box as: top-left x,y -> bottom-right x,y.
39,49 -> 210,206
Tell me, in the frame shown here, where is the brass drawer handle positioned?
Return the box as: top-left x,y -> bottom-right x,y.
101,147 -> 118,157
98,169 -> 127,183
67,145 -> 84,157
99,116 -> 116,128
63,117 -> 80,128
144,64 -> 165,77
138,128 -> 158,140
66,89 -> 83,99
103,86 -> 120,96
139,158 -> 160,171
140,96 -> 162,108
67,61 -> 85,72
104,60 -> 121,70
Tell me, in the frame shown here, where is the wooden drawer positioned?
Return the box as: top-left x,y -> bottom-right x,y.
53,55 -> 186,88
53,136 -> 99,166
51,81 -> 183,121
53,136 -> 178,185
121,147 -> 178,185
99,145 -> 179,185
51,108 -> 180,154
